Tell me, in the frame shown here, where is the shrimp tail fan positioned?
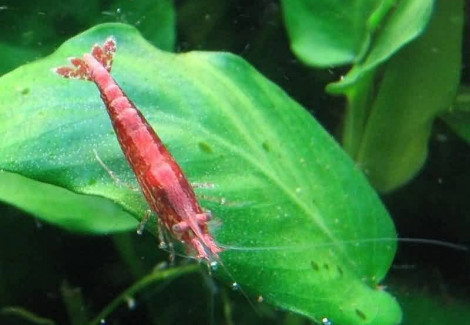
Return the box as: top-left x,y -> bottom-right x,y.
54,37 -> 116,80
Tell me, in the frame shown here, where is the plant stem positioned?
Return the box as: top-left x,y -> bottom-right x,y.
89,263 -> 200,325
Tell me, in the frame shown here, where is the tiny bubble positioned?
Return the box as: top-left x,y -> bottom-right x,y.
126,296 -> 136,309
155,261 -> 168,270
436,134 -> 447,142
322,317 -> 332,325
16,86 -> 30,95
100,319 -> 106,324
116,8 -> 122,14
231,282 -> 239,291
159,242 -> 168,249
257,295 -> 264,303
136,228 -> 143,235
210,261 -> 218,271
35,219 -> 43,229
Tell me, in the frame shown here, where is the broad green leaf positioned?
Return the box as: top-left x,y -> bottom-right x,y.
280,0 -> 398,67
352,0 -> 463,191
0,23 -> 400,324
442,86 -> 470,144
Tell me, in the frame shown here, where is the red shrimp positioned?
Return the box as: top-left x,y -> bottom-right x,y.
54,37 -> 222,261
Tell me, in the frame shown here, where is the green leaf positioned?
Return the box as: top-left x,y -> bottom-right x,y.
325,0 -> 435,160
0,23 -> 400,324
0,0 -> 175,75
328,0 -> 434,91
0,43 -> 42,76
350,0 -> 463,191
281,0 -> 398,67
0,171 -> 137,233
397,291 -> 470,324
442,86 -> 470,143
99,0 -> 176,51
281,0 -> 449,192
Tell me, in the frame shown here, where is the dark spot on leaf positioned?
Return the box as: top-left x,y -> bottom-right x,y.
310,261 -> 319,271
20,87 -> 30,95
262,141 -> 270,152
323,263 -> 329,270
198,141 -> 213,153
355,309 -> 367,320
337,265 -> 343,276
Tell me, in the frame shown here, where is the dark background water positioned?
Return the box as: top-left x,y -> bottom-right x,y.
0,1 -> 469,324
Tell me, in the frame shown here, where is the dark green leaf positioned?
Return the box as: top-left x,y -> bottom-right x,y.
99,0 -> 176,51
397,291 -> 470,324
442,86 -> 470,143
0,23 -> 399,324
0,0 -> 175,74
0,306 -> 57,325
0,43 -> 42,76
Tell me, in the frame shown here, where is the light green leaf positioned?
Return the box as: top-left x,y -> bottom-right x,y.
328,0 -> 434,91
324,0 -> 435,161
281,0 -> 398,67
351,0 -> 463,191
0,171 -> 137,234
0,23 -> 399,324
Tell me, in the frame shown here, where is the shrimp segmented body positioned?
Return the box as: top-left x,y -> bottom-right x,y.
55,37 -> 222,261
